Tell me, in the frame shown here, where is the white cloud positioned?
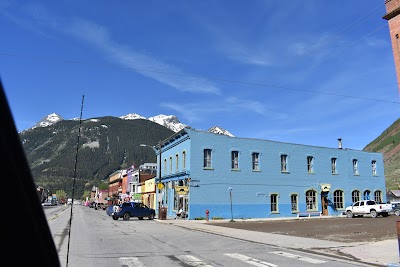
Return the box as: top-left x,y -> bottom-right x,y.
63,18 -> 221,95
161,96 -> 287,123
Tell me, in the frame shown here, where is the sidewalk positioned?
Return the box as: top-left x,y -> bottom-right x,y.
157,218 -> 400,267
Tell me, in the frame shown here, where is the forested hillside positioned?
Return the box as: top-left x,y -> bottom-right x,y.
363,118 -> 400,190
20,117 -> 174,198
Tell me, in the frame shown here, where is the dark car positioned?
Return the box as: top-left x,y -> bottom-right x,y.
112,202 -> 155,220
392,203 -> 400,216
106,205 -> 117,216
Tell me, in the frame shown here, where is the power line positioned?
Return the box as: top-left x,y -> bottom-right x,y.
0,51 -> 398,105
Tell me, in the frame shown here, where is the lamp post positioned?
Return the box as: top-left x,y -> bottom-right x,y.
228,187 -> 234,222
140,141 -> 162,211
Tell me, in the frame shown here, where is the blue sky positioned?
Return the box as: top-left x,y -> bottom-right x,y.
1,1 -> 399,150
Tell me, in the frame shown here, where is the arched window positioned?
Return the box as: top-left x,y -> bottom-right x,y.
351,190 -> 360,203
333,190 -> 344,209
374,190 -> 382,203
182,151 -> 186,170
363,190 -> 371,200
306,190 -> 317,210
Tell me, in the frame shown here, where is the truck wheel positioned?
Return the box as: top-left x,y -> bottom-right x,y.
395,210 -> 400,216
123,213 -> 130,221
112,216 -> 118,220
138,217 -> 144,220
346,211 -> 353,218
370,210 -> 377,218
148,213 -> 155,220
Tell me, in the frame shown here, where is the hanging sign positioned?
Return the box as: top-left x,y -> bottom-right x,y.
175,186 -> 189,195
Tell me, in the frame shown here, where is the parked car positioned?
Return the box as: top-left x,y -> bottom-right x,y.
112,202 -> 155,220
392,203 -> 400,216
345,200 -> 392,218
106,205 -> 117,216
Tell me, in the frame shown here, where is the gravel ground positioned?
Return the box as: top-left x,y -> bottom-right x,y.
208,215 -> 400,243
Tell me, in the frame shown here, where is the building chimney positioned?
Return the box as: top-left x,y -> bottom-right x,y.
338,138 -> 342,149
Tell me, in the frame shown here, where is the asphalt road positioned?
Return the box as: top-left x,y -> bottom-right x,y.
207,215 -> 400,243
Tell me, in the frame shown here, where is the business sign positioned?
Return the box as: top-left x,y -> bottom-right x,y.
175,186 -> 189,195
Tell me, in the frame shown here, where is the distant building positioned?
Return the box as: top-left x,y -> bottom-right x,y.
155,128 -> 387,220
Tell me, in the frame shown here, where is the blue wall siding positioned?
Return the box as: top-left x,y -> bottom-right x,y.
161,129 -> 386,220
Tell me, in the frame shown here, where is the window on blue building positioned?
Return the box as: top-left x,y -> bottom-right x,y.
331,158 -> 337,174
363,190 -> 371,200
374,190 -> 382,203
352,159 -> 359,175
291,194 -> 298,212
271,194 -> 278,212
333,190 -> 344,209
307,156 -> 314,173
352,190 -> 360,203
182,151 -> 186,170
170,156 -> 173,173
174,155 -> 178,172
231,151 -> 239,169
252,152 -> 259,171
203,149 -> 212,168
280,154 -> 288,172
371,160 -> 377,175
306,190 -> 316,210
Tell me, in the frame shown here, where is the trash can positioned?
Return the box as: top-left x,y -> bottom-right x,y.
159,207 -> 167,220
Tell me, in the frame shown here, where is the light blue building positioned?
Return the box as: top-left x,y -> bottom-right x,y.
155,128 -> 386,220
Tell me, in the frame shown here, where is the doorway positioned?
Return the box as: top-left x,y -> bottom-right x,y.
321,194 -> 328,216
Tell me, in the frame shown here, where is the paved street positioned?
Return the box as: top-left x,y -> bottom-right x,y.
43,205 -> 399,267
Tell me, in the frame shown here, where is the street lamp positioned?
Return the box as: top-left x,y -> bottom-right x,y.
139,141 -> 162,184
228,187 -> 234,222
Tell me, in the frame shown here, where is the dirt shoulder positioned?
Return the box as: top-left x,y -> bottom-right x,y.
207,215 -> 399,243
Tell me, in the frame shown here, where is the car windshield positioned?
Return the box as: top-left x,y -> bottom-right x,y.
2,2 -> 399,267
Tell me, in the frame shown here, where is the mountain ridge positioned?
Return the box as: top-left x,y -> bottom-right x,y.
29,112 -> 234,137
21,113 -> 400,199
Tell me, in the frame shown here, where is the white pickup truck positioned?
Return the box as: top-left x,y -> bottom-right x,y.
345,200 -> 392,218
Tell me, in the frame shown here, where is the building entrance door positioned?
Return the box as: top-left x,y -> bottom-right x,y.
321,194 -> 328,216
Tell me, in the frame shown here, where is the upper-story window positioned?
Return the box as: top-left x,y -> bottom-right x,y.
307,156 -> 314,173
164,158 -> 167,174
371,160 -> 377,175
331,158 -> 337,174
203,149 -> 212,168
281,154 -> 288,172
231,151 -> 239,169
169,156 -> 173,173
175,154 -> 179,172
252,152 -> 260,171
182,151 -> 186,170
352,159 -> 359,175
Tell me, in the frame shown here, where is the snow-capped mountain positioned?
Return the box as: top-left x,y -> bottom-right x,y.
30,112 -> 233,137
119,113 -> 146,120
120,113 -> 187,133
33,113 -> 63,129
148,114 -> 187,132
207,126 -> 235,137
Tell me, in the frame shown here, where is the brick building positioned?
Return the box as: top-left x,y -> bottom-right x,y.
383,0 -> 400,93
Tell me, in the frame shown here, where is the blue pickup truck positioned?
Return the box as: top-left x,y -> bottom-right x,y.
112,202 -> 156,220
